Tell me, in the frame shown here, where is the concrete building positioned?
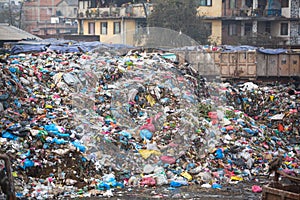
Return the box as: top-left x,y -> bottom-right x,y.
77,0 -> 152,45
70,0 -> 300,47
197,0 -> 223,45
23,0 -> 78,36
198,0 -> 300,47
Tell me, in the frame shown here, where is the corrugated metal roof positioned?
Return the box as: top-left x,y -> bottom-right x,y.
24,0 -> 61,7
60,0 -> 78,6
0,23 -> 41,41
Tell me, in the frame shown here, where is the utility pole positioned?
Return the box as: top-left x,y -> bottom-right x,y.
9,0 -> 13,25
19,1 -> 23,29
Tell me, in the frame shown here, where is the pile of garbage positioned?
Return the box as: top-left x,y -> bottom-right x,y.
0,44 -> 299,198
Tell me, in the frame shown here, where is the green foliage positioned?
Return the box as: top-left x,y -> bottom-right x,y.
197,103 -> 212,118
148,0 -> 210,44
225,110 -> 235,119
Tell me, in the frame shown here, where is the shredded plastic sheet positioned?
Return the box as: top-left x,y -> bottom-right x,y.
257,48 -> 288,55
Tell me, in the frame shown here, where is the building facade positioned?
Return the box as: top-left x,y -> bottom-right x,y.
77,0 -> 152,45
198,0 -> 300,47
197,0 -> 223,45
23,0 -> 78,36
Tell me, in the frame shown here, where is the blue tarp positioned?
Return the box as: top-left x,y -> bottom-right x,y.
222,45 -> 257,52
48,45 -> 83,53
10,44 -> 47,54
9,39 -> 290,55
9,39 -> 134,54
257,48 -> 287,55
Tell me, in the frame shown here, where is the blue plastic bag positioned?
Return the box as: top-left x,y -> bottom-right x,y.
20,159 -> 34,170
140,129 -> 153,140
170,181 -> 183,187
51,138 -> 67,145
2,131 -> 18,140
71,141 -> 86,152
212,183 -> 222,189
215,148 -> 224,159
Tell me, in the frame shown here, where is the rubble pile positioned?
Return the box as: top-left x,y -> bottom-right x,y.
0,44 -> 299,198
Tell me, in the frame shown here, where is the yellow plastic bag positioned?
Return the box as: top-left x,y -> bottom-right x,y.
231,176 -> 243,181
138,149 -> 161,159
181,171 -> 193,181
146,95 -> 156,107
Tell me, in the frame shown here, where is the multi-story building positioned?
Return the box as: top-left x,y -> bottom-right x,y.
198,0 -> 300,47
23,0 -> 78,36
197,0 -> 222,45
77,0 -> 152,45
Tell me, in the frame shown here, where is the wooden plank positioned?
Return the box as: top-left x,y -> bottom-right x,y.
267,55 -> 279,76
277,170 -> 300,183
220,53 -> 229,64
262,185 -> 300,200
220,64 -> 230,76
247,64 -> 256,76
290,55 -> 300,76
214,52 -> 220,63
279,54 -> 290,76
229,64 -> 236,76
237,64 -> 248,76
248,52 -> 256,63
257,53 -> 267,76
239,52 -> 247,63
229,53 -> 237,63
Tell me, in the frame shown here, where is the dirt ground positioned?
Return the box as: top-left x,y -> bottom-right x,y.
75,177 -> 268,200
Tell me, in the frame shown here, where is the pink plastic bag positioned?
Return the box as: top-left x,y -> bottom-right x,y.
140,177 -> 156,187
140,118 -> 156,133
252,185 -> 262,193
160,155 -> 176,164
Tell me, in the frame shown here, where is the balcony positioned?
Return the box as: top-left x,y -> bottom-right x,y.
78,3 -> 153,19
264,9 -> 281,17
222,34 -> 287,47
223,8 -> 282,18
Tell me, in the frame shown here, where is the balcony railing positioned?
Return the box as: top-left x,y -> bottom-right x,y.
264,9 -> 281,17
78,4 -> 153,19
222,34 -> 287,47
224,8 -> 282,17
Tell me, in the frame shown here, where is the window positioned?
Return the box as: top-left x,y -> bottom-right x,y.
114,22 -> 121,34
280,23 -> 288,35
229,24 -> 237,36
265,22 -> 271,34
245,0 -> 252,7
230,0 -> 236,9
90,0 -> 97,8
47,8 -> 52,15
298,24 -> 300,35
88,22 -> 95,35
101,22 -> 108,35
74,8 -> 77,15
281,0 -> 289,8
245,23 -> 252,36
199,0 -> 212,6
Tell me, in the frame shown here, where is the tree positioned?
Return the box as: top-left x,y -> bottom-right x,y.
0,3 -> 22,28
147,0 -> 210,45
